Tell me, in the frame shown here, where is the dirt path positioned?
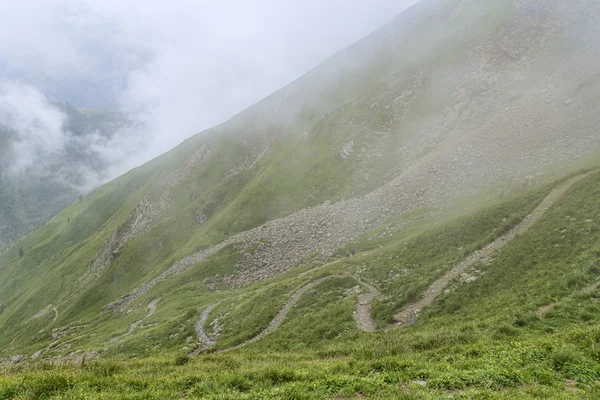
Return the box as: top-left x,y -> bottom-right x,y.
188,171 -> 594,353
191,304 -> 219,355
110,299 -> 159,343
393,172 -> 593,326
537,279 -> 600,317
581,281 -> 600,295
353,278 -> 382,332
193,274 -> 382,353
224,276 -> 340,352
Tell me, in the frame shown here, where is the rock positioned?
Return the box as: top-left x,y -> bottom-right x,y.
340,141 -> 355,159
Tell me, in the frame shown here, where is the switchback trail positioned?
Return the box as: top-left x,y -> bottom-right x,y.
194,171 -> 593,353
195,274 -> 381,353
393,171 -> 594,326
110,299 -> 159,343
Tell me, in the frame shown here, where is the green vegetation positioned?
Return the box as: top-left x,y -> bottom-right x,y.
1,170 -> 598,399
1,0 -> 600,398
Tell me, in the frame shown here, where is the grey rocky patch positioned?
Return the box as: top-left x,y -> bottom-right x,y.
0,354 -> 24,367
79,196 -> 154,290
31,324 -> 93,360
44,351 -> 99,365
30,350 -> 42,359
340,140 -> 354,159
192,208 -> 209,224
344,286 -> 360,297
459,270 -> 485,284
71,143 -> 214,302
52,324 -> 88,341
444,269 -> 487,295
27,304 -> 53,322
209,317 -> 223,337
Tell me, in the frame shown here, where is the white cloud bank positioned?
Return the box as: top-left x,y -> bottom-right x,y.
0,0 -> 420,189
0,82 -> 68,173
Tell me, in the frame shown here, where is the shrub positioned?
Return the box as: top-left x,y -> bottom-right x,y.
259,368 -> 300,385
278,383 -> 316,400
20,374 -> 73,398
84,361 -> 123,377
174,355 -> 190,366
552,346 -> 585,371
222,373 -> 252,392
514,312 -> 539,327
561,362 -> 600,383
493,323 -> 520,338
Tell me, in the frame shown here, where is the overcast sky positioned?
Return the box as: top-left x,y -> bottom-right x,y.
0,0 -> 419,186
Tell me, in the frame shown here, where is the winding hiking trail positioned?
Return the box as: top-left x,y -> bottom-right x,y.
194,274 -> 381,353
224,276 -> 342,352
110,299 -> 159,343
537,279 -> 600,317
192,303 -> 219,355
353,279 -> 383,332
191,171 -> 593,352
393,172 -> 593,326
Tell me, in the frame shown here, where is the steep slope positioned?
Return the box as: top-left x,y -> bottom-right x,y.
0,0 -> 599,366
2,160 -> 599,399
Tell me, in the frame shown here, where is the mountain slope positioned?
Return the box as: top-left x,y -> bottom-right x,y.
0,0 -> 599,383
2,162 -> 599,399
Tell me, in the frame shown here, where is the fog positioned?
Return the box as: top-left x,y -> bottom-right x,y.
0,82 -> 68,174
0,0 -> 419,190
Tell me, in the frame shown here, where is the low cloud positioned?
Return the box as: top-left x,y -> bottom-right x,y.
0,82 -> 68,174
0,81 -> 144,192
0,0 -> 420,191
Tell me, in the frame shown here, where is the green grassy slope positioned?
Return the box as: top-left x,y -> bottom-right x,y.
0,0 -> 599,353
0,2 -> 600,399
0,0 -> 454,336
1,168 -> 599,399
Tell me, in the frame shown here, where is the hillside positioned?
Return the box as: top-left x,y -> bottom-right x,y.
1,0 -> 600,398
0,104 -> 128,250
